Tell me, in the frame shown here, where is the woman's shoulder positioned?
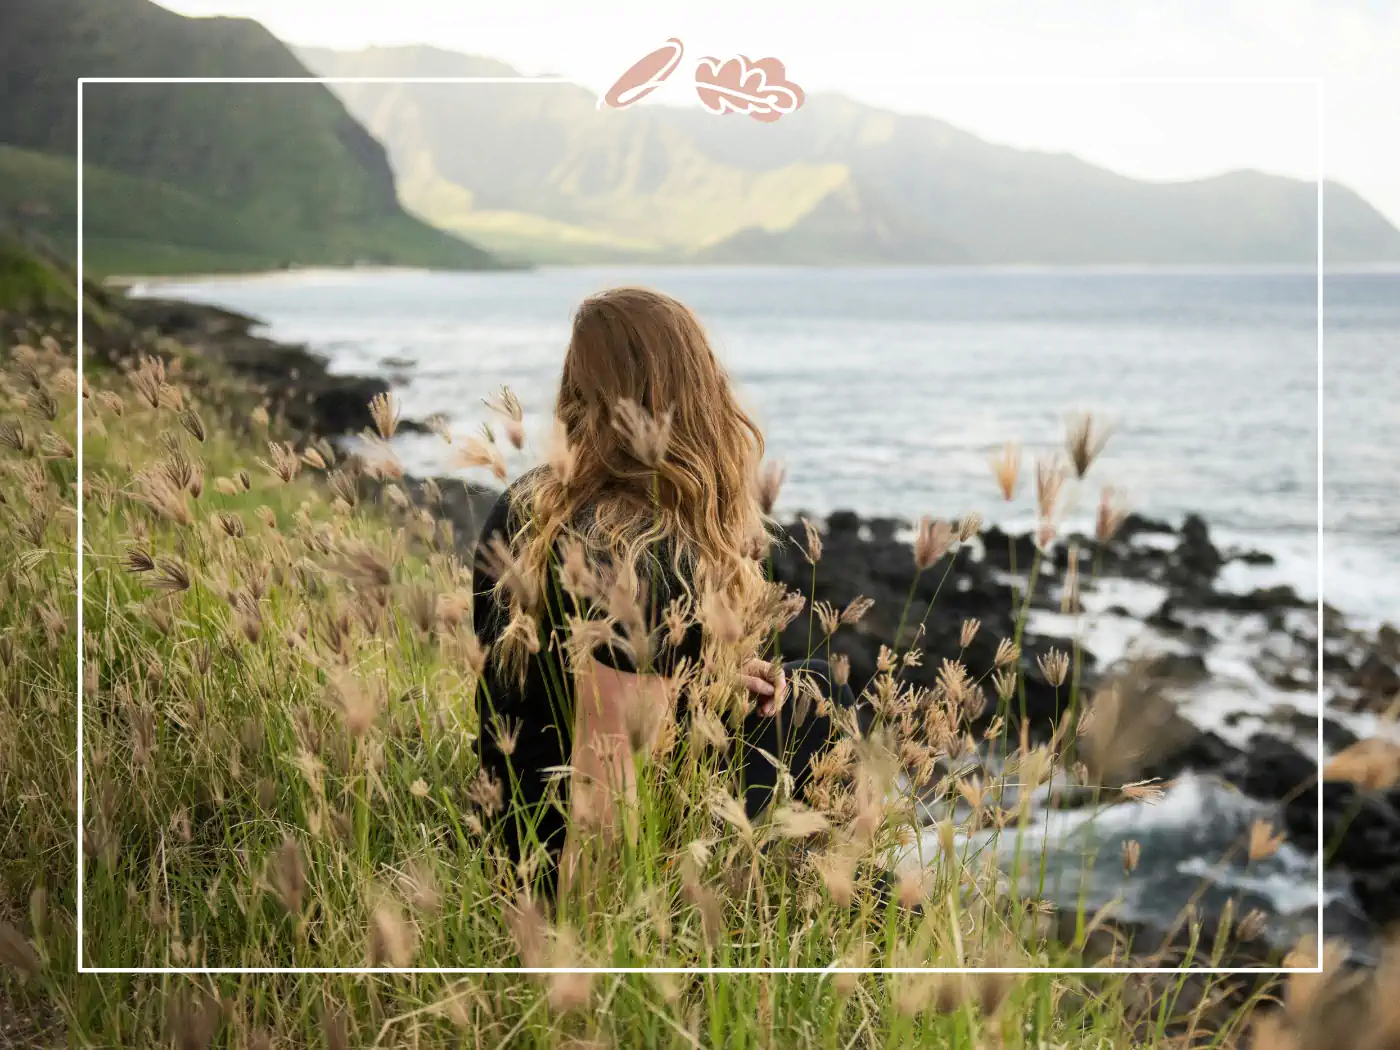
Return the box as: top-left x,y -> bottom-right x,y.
478,467 -> 549,545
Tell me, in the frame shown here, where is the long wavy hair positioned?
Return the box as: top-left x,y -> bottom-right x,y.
496,287 -> 769,672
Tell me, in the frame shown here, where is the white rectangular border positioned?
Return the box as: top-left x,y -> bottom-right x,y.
74,74 -> 1327,975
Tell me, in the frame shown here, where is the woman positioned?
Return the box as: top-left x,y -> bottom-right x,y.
471,287 -> 860,895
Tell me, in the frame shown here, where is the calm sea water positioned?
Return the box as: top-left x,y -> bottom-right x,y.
136,265 -> 1400,627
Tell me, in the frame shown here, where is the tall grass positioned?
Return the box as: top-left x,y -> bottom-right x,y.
0,324 -> 1394,1048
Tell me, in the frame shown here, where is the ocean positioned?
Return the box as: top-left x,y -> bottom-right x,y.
131,265 -> 1399,629
130,265 -> 1400,949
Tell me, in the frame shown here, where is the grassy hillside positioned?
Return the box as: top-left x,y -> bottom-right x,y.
0,145 -> 496,275
298,45 -> 1400,266
0,0 -> 499,274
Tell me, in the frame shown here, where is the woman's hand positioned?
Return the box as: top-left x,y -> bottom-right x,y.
741,658 -> 787,717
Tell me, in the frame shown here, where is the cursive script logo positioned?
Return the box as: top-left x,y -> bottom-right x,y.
694,55 -> 804,123
600,40 -> 804,123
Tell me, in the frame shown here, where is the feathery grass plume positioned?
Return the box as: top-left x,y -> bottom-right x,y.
504,895 -> 548,968
993,637 -> 1020,668
1121,779 -> 1164,803
401,859 -> 442,913
913,516 -> 954,571
419,411 -> 452,446
895,972 -> 974,1017
1121,839 -> 1142,874
840,595 -> 875,626
14,505 -> 52,547
301,445 -> 327,471
159,444 -> 196,493
1035,454 -> 1067,522
894,868 -> 929,910
697,586 -> 744,646
679,859 -> 725,946
367,897 -> 417,967
38,432 -> 73,459
1061,543 -> 1081,613
454,435 -> 507,482
1065,410 -> 1114,478
325,467 -> 358,508
150,556 -> 192,593
767,803 -> 829,840
957,511 -> 982,542
163,987 -> 221,1050
547,967 -> 595,1014
484,385 -> 526,450
662,595 -> 694,652
130,355 -> 166,409
990,440 -> 1021,501
1236,908 -> 1269,941
813,846 -> 857,907
255,506 -> 277,530
813,600 -> 840,637
467,771 -> 504,817
830,653 -> 850,688
403,582 -> 438,636
1247,819 -> 1285,861
257,441 -> 300,484
709,788 -> 756,843
328,671 -> 383,739
487,713 -> 523,758
478,534 -> 540,612
236,468 -> 251,492
337,539 -> 393,589
801,516 -> 824,563
97,389 -> 124,416
269,836 -> 306,914
612,397 -> 673,468
0,419 -> 27,454
1037,648 -> 1069,688
755,459 -> 786,516
213,511 -> 244,539
0,921 -> 40,979
178,405 -> 205,442
368,391 -> 400,440
122,544 -> 156,574
320,1002 -> 350,1050
959,618 -> 981,648
1096,485 -> 1129,544
135,471 -> 193,527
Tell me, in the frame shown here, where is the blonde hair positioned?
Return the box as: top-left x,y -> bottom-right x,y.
494,287 -> 769,673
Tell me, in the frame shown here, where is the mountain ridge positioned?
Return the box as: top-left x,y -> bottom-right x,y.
0,0 -> 500,274
298,44 -> 1400,266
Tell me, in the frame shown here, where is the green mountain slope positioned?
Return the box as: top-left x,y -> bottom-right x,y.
298,46 -> 853,264
298,45 -> 1400,266
0,0 -> 499,274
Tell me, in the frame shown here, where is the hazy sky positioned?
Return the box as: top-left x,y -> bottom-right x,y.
154,0 -> 1400,227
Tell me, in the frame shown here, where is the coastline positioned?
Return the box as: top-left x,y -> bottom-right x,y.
117,291 -> 1400,956
103,261 -> 1400,288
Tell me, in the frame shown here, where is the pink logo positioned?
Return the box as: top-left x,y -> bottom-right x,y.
600,41 -> 804,123
694,55 -> 805,123
601,38 -> 686,110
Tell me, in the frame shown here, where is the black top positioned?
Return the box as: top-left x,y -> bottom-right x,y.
471,475 -> 705,869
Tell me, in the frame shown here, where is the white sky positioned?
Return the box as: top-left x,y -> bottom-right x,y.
155,0 -> 1400,227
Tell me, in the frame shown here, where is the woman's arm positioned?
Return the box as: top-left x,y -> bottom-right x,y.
558,659 -> 671,896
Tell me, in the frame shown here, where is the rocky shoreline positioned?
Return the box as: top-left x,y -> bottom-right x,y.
121,292 -> 1400,960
